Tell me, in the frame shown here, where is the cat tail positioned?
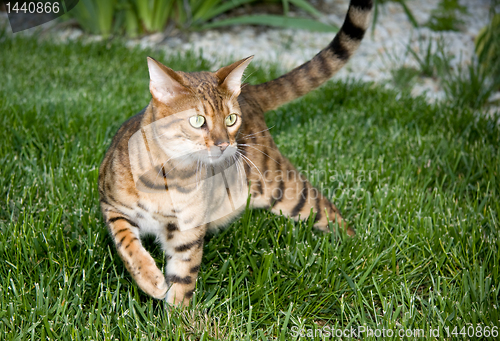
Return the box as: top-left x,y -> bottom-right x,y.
243,0 -> 373,112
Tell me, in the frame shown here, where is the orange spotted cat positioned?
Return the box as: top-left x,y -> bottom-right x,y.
99,0 -> 373,306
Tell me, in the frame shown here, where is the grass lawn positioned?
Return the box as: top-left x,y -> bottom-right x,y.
0,30 -> 499,340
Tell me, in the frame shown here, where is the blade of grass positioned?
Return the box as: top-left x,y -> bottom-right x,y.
289,0 -> 322,18
200,14 -> 338,32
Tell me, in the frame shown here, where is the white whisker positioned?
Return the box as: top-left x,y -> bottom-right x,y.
238,125 -> 275,140
239,142 -> 282,154
237,144 -> 281,165
236,150 -> 264,180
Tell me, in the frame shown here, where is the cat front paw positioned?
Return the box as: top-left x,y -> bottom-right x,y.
132,259 -> 169,299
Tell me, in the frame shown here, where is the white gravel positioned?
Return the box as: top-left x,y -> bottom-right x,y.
1,0 -> 496,105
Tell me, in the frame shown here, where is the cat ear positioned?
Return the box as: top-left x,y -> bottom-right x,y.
147,57 -> 188,103
216,56 -> 254,96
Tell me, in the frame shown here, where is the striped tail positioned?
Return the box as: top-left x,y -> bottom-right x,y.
244,0 -> 373,112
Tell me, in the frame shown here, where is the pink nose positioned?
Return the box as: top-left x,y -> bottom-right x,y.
216,141 -> 229,152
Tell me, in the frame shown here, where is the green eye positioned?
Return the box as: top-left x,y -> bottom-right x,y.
189,115 -> 205,128
225,113 -> 237,127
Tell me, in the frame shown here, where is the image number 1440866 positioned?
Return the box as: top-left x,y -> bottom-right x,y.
3,0 -> 79,32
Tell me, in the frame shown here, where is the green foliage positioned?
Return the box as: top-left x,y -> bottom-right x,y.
406,37 -> 448,78
440,58 -> 500,109
475,2 -> 500,88
371,0 -> 418,34
201,14 -> 337,32
426,0 -> 467,32
68,0 -> 336,37
196,0 -> 337,32
71,0 -> 117,36
390,65 -> 419,89
372,0 -> 470,35
133,0 -> 174,33
402,36 -> 499,109
188,0 -> 254,25
1,32 -> 499,339
282,0 -> 322,17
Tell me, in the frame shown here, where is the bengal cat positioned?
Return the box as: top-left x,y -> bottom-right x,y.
99,0 -> 373,306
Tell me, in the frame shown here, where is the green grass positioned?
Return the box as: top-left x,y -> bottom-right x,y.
1,31 -> 499,340
390,65 -> 420,90
391,35 -> 500,109
426,0 -> 467,32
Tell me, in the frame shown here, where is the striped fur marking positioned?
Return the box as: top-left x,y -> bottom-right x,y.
166,274 -> 192,285
174,237 -> 204,253
108,216 -> 139,228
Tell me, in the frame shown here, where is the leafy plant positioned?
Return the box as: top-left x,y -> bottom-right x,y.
280,0 -> 322,17
404,34 -> 499,109
390,66 -> 419,90
113,0 -> 141,37
406,36 -> 448,79
188,0 -> 255,26
68,0 -> 337,37
426,0 -> 467,32
475,1 -> 500,87
128,0 -> 254,33
197,0 -> 337,32
132,0 -> 174,33
201,14 -> 337,32
71,0 -> 117,36
440,58 -> 499,109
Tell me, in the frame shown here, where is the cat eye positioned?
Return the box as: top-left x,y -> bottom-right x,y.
189,115 -> 205,128
225,113 -> 237,127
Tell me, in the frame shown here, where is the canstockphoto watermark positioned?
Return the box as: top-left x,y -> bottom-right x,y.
290,325 -> 499,339
2,1 -> 79,33
291,325 -> 430,338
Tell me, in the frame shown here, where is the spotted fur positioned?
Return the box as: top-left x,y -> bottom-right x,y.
99,0 -> 373,306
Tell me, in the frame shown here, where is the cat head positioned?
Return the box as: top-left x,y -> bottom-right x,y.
146,56 -> 253,166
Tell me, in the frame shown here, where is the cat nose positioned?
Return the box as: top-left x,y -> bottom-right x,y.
215,141 -> 229,152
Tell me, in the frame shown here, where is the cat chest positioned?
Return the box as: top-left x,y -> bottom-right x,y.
130,161 -> 249,232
